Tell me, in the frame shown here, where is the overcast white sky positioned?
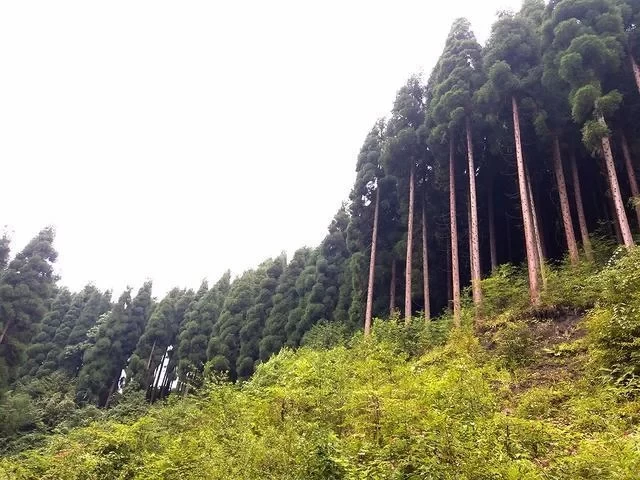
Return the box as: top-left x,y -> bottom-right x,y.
0,0 -> 522,297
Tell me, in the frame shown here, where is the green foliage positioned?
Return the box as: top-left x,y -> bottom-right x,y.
494,320 -> 536,370
586,247 -> 640,388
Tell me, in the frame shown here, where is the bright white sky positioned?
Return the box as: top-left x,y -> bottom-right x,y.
0,0 -> 522,297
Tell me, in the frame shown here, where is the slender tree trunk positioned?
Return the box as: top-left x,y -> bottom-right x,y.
599,116 -> 634,247
512,96 -> 541,305
569,151 -> 594,261
104,373 -> 119,408
364,189 -> 379,336
389,259 -> 396,316
631,54 -> 640,96
527,171 -> 546,263
466,117 -> 482,308
421,195 -> 430,321
449,137 -> 461,326
553,135 -> 579,264
404,163 -> 415,325
146,340 -> 157,370
620,131 -> 640,228
0,320 -> 11,344
468,196 -> 472,280
446,238 -> 452,310
150,348 -> 168,403
488,179 -> 497,271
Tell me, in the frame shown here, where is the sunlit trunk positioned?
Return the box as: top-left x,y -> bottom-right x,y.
569,151 -> 593,261
512,96 -> 541,305
421,195 -> 430,321
466,117 -> 482,308
553,135 -> 579,264
599,115 -> 634,247
404,163 -> 415,325
450,137 -> 461,326
364,189 -> 379,336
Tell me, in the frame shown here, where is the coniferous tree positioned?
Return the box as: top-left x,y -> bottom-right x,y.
259,248 -> 311,360
428,18 -> 486,313
383,76 -> 426,323
56,287 -> 111,377
19,288 -> 72,379
0,228 -> 57,388
544,0 -> 634,247
235,255 -> 284,378
127,288 -> 193,395
176,273 -> 230,389
76,283 -> 153,406
478,9 -> 543,305
347,120 -> 386,335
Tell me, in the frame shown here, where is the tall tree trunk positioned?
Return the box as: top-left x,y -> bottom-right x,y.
488,179 -> 497,271
150,348 -> 168,403
389,259 -> 396,316
466,117 -> 482,307
620,131 -> 640,228
0,320 -> 11,344
569,151 -> 594,261
631,54 -> 640,96
599,116 -> 634,247
449,137 -> 461,326
512,96 -> 541,305
146,340 -> 157,370
527,170 -> 547,263
421,195 -> 430,321
404,163 -> 415,325
446,238 -> 452,310
364,189 -> 379,336
552,135 -> 579,264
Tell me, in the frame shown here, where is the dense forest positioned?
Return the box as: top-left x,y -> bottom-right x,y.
3,0 -> 640,477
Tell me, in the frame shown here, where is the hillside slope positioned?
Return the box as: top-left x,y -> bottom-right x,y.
2,249 -> 640,479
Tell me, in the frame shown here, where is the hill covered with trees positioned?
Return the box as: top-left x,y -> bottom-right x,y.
3,0 -> 640,477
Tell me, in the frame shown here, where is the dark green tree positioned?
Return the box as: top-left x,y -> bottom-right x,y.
478,8 -> 543,305
0,228 -> 58,388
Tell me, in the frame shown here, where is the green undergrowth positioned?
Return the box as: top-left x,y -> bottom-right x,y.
3,247 -> 640,479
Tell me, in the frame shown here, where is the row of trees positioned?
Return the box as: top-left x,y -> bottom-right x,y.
3,0 -> 640,410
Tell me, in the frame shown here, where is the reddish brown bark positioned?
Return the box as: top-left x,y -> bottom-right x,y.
599,116 -> 634,247
405,163 -> 415,325
569,151 -> 594,261
512,96 -> 541,305
449,137 -> 461,326
421,196 -> 430,321
620,132 -> 640,228
552,136 -> 579,264
466,117 -> 482,308
364,189 -> 379,336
